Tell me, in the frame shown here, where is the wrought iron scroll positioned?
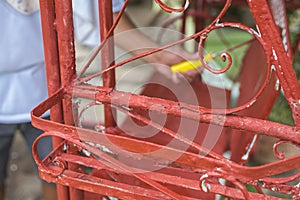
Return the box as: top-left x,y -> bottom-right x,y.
33,0 -> 300,199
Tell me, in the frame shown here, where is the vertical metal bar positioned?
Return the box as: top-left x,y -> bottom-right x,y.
98,0 -> 117,128
195,0 -> 206,34
54,0 -> 84,199
193,0 -> 207,51
247,0 -> 300,126
269,0 -> 293,58
39,0 -> 69,199
54,0 -> 76,124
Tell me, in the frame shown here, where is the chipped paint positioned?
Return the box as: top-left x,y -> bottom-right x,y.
241,134 -> 258,161
250,25 -> 262,38
99,145 -> 114,155
275,79 -> 280,91
82,149 -> 91,157
184,0 -> 190,10
271,64 -> 276,71
95,125 -> 105,133
272,48 -> 278,61
32,0 -> 300,199
246,99 -> 256,108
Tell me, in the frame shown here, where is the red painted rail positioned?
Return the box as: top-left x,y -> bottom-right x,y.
33,0 -> 300,199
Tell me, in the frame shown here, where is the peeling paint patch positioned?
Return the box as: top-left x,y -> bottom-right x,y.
272,48 -> 278,61
82,149 -> 91,157
271,64 -> 276,72
99,145 -> 114,155
184,1 -> 190,10
241,134 -> 258,161
251,25 -> 261,37
275,79 -> 280,91
215,22 -> 224,28
246,99 -> 256,108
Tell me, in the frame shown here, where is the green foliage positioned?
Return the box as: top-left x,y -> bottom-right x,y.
203,28 -> 252,80
293,51 -> 300,80
269,93 -> 294,126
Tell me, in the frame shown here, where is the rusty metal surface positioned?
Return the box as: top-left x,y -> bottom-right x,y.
33,0 -> 300,199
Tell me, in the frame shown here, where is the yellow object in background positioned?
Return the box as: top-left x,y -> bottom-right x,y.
171,53 -> 214,73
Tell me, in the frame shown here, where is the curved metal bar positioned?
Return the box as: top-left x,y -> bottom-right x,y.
31,91 -> 300,191
199,170 -> 250,199
273,139 -> 300,160
78,22 -> 276,116
76,0 -> 130,79
198,35 -> 233,74
194,22 -> 275,114
34,130 -> 188,199
77,101 -> 103,128
261,170 -> 300,184
153,0 -> 191,13
77,0 -> 233,84
34,1 -> 300,199
32,131 -> 67,178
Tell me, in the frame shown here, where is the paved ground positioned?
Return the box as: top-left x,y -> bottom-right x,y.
5,132 -> 41,200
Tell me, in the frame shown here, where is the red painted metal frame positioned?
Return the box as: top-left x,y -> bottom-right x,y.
39,0 -> 69,199
34,0 -> 300,199
98,0 -> 117,128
